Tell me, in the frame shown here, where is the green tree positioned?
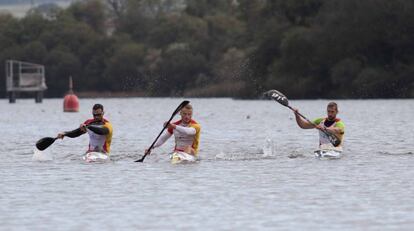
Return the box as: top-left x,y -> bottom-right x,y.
149,45 -> 208,96
66,0 -> 106,34
185,0 -> 235,17
104,42 -> 147,91
44,47 -> 82,96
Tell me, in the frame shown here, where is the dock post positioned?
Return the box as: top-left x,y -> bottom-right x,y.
9,91 -> 16,103
35,91 -> 43,103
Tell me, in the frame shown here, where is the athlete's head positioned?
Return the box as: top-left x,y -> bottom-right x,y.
180,104 -> 193,124
92,103 -> 104,122
326,102 -> 338,121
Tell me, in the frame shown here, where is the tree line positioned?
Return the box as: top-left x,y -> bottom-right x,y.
0,0 -> 413,98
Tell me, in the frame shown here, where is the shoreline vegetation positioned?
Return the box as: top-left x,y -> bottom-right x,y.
0,0 -> 413,99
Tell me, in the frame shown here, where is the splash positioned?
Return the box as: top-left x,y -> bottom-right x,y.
262,138 -> 275,157
32,148 -> 53,161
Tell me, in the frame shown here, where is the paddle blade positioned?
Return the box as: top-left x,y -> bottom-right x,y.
135,157 -> 144,162
321,128 -> 341,147
329,134 -> 341,147
36,137 -> 57,151
264,90 -> 289,107
135,149 -> 151,162
174,100 -> 190,114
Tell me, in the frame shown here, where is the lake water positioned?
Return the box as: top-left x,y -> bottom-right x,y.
0,98 -> 413,231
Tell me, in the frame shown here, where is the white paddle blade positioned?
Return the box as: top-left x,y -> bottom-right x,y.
264,90 -> 289,107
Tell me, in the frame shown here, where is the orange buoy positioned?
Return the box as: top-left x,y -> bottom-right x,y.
63,76 -> 79,112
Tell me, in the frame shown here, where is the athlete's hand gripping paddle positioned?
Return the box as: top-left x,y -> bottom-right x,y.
135,100 -> 190,163
264,89 -> 341,147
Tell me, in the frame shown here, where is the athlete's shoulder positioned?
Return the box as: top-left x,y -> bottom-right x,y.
190,119 -> 201,131
313,118 -> 324,124
335,118 -> 345,127
173,120 -> 182,125
190,119 -> 199,125
103,119 -> 113,130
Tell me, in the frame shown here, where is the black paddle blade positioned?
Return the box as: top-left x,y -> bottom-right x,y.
321,128 -> 341,147
36,137 -> 57,151
264,90 -> 289,107
135,157 -> 144,162
135,150 -> 151,162
329,134 -> 341,147
174,100 -> 190,114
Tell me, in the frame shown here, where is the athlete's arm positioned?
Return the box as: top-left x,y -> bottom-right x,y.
174,125 -> 196,135
293,109 -> 314,129
326,121 -> 344,135
324,126 -> 339,135
62,128 -> 85,138
153,132 -> 172,148
87,125 -> 109,135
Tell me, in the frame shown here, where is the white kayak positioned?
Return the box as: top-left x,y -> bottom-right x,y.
314,149 -> 342,159
82,152 -> 110,163
169,151 -> 197,164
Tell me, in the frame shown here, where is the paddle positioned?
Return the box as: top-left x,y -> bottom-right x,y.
135,100 -> 190,162
35,125 -> 108,151
264,89 -> 341,147
36,137 -> 58,151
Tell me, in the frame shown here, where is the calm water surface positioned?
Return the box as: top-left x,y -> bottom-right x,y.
0,98 -> 413,231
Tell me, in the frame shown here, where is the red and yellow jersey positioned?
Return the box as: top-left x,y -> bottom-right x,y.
168,119 -> 201,154
84,118 -> 113,153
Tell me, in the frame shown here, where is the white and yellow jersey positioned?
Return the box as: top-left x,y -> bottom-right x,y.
154,119 -> 201,155
84,118 -> 113,153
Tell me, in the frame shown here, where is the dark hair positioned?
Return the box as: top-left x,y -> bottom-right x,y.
93,103 -> 104,111
327,102 -> 338,111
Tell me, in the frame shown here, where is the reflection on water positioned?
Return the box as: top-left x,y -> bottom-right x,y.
0,98 -> 413,230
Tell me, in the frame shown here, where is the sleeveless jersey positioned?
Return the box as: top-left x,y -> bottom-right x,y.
313,117 -> 345,152
84,118 -> 113,153
168,119 -> 201,154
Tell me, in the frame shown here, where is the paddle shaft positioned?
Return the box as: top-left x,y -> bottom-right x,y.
138,122 -> 170,161
286,105 -> 314,125
136,101 -> 189,162
285,105 -> 337,139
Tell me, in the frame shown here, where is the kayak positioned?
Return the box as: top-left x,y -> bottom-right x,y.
169,151 -> 197,164
82,152 -> 110,163
314,149 -> 342,159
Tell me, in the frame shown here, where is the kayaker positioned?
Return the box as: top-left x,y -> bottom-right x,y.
147,104 -> 201,158
57,103 -> 113,154
293,102 -> 345,152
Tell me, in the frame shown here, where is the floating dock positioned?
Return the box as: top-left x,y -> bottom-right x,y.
6,60 -> 47,103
